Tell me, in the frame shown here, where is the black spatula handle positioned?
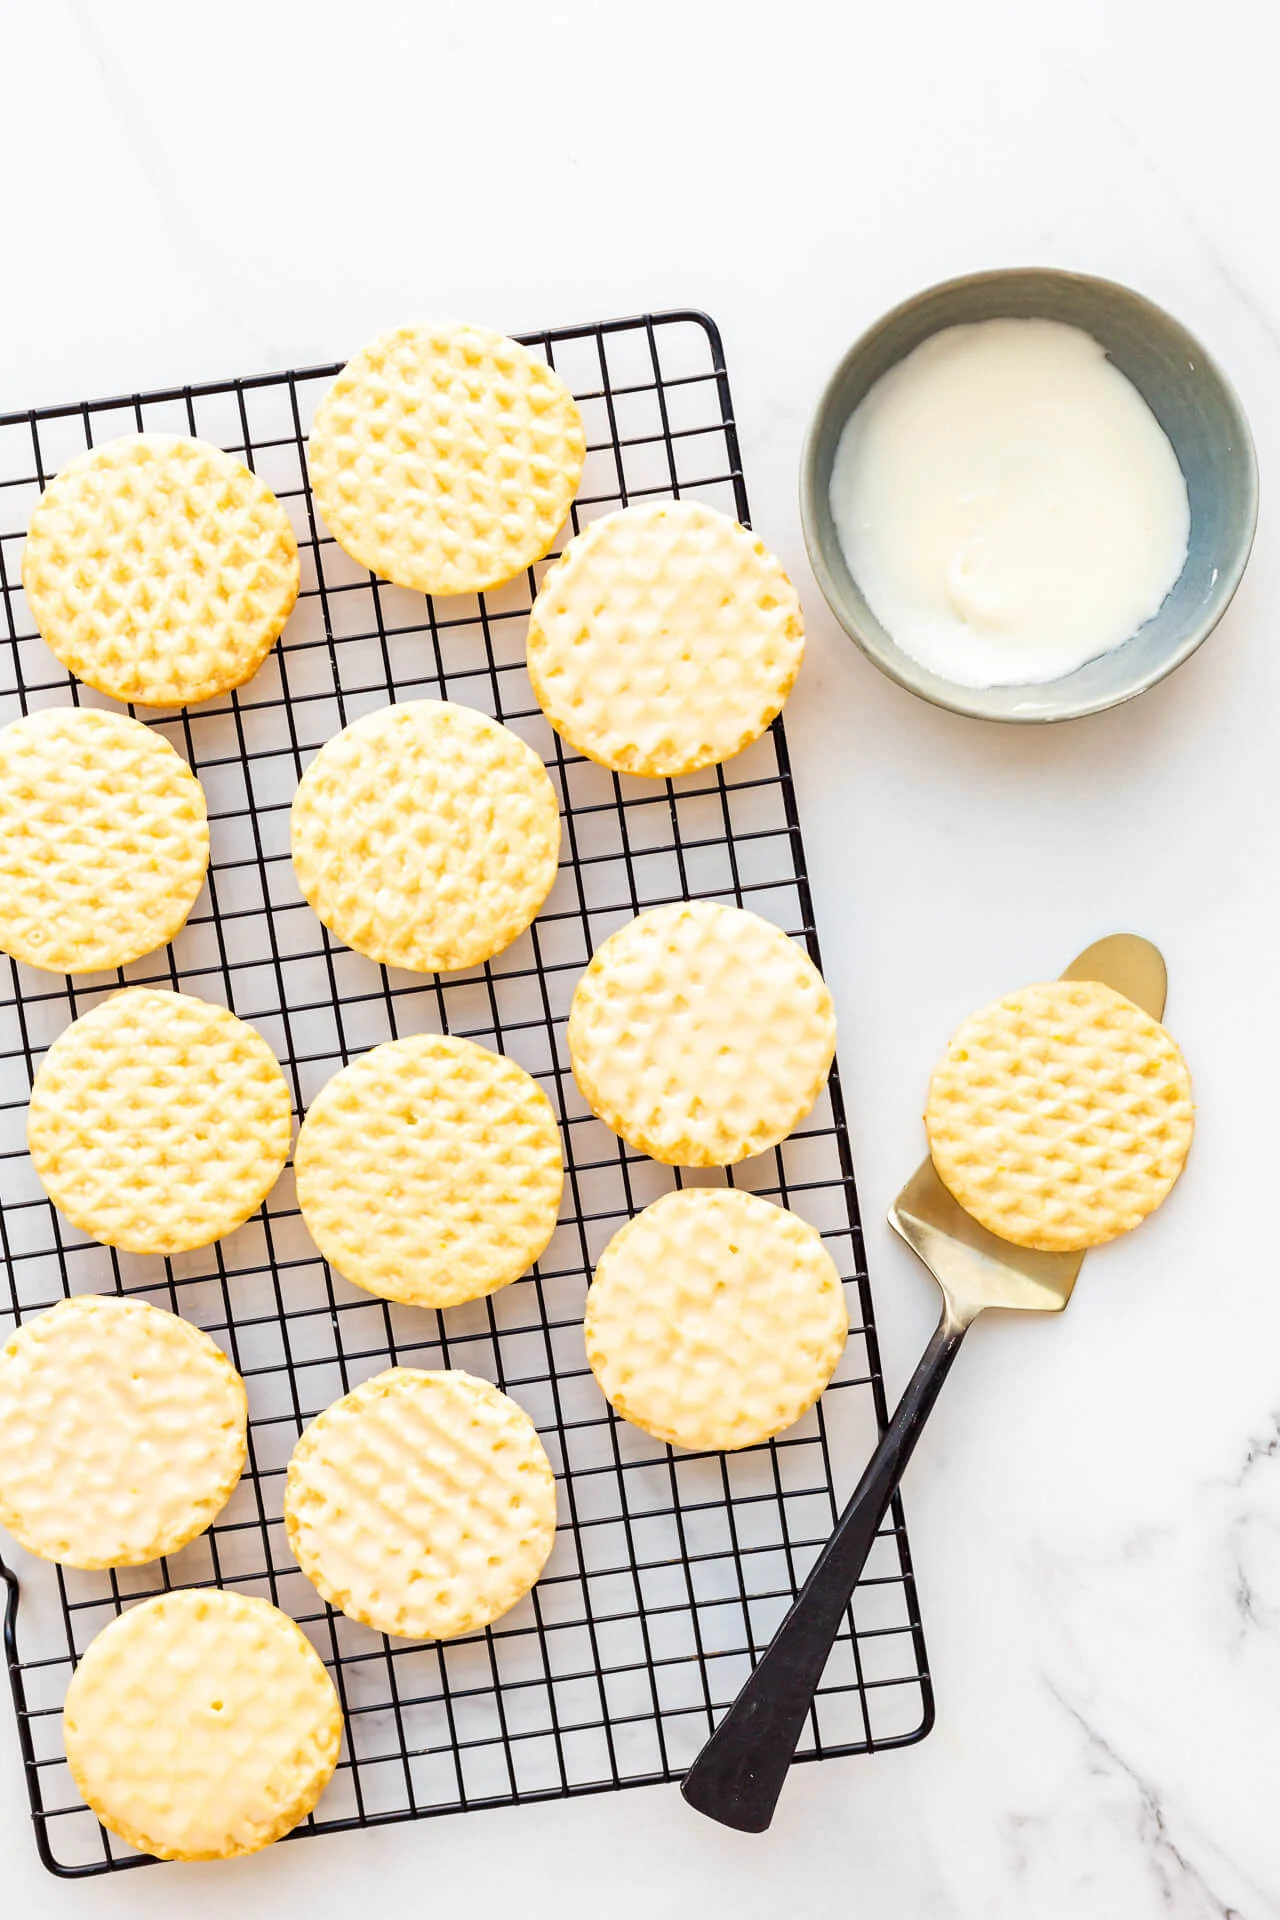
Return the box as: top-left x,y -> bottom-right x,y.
680,1309 -> 966,1832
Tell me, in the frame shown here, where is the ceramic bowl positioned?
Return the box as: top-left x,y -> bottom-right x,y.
800,268 -> 1258,722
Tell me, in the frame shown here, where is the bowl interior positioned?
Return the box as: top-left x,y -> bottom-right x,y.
801,270 -> 1258,721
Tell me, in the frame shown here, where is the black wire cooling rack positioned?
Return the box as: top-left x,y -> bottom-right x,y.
0,310 -> 932,1877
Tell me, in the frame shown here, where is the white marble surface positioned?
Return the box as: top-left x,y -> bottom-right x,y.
2,0 -> 1279,1912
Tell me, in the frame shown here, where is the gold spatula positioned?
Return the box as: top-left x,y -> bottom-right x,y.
681,933 -> 1167,1832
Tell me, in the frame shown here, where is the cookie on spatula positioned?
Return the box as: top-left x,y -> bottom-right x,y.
925,977 -> 1194,1253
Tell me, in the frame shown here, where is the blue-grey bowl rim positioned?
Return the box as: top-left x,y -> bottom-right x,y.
799,267 -> 1259,723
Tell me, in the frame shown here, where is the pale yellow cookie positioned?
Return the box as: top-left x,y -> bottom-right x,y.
22,434 -> 300,708
27,988 -> 292,1255
295,1034 -> 562,1308
0,706 -> 208,973
925,979 -> 1194,1253
527,499 -> 805,777
0,1295 -> 245,1569
308,322 -> 585,596
585,1188 -> 848,1452
568,900 -> 836,1166
63,1590 -> 342,1861
291,700 -> 561,973
284,1369 -> 558,1641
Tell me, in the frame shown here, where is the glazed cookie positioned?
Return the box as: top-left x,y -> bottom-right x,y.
585,1188 -> 848,1452
63,1590 -> 341,1860
27,988 -> 292,1255
925,978 -> 1194,1252
308,321 -> 585,596
0,706 -> 208,973
290,700 -> 561,973
0,1295 -> 245,1569
568,899 -> 836,1165
285,1369 -> 558,1641
22,435 -> 299,707
527,499 -> 804,777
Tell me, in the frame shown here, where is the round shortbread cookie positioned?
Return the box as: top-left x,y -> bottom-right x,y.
526,500 -> 805,778
568,900 -> 836,1166
307,322 -> 585,596
284,1369 -> 558,1641
585,1189 -> 848,1453
295,1034 -> 563,1308
291,700 -> 561,973
22,434 -> 300,708
63,1590 -> 342,1861
27,988 -> 292,1255
925,979 -> 1194,1253
0,706 -> 208,974
0,1295 -> 246,1569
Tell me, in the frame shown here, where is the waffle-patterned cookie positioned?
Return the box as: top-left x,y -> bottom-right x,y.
0,1295 -> 245,1569
568,900 -> 836,1166
585,1189 -> 848,1452
527,500 -> 805,777
22,435 -> 299,708
63,1590 -> 341,1861
307,322 -> 585,596
27,988 -> 292,1255
296,1034 -> 562,1308
0,706 -> 208,974
284,1369 -> 558,1641
291,700 -> 561,973
925,978 -> 1194,1252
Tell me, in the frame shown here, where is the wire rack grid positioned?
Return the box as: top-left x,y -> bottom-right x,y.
0,309 -> 932,1877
